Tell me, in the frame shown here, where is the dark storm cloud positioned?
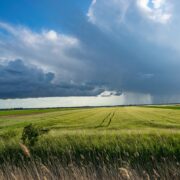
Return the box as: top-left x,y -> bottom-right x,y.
0,60 -> 53,98
0,60 -> 104,98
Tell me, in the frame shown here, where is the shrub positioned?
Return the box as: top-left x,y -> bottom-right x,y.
21,124 -> 49,146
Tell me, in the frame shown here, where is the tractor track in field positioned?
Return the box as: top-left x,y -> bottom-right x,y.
97,111 -> 116,128
106,112 -> 115,127
98,113 -> 112,127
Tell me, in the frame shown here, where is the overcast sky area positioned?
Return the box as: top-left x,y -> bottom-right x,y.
0,0 -> 180,107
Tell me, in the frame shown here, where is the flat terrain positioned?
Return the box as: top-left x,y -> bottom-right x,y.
0,105 -> 179,179
0,105 -> 180,134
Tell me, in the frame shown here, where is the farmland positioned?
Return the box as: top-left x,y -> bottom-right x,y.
0,105 -> 180,179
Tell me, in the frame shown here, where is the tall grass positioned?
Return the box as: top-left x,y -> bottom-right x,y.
0,133 -> 179,179
0,160 -> 179,180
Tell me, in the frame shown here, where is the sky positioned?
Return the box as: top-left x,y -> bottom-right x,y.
0,0 -> 180,104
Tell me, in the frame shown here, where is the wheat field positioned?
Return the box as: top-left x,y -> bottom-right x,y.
0,105 -> 180,179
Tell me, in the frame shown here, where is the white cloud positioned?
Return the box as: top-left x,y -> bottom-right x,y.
87,0 -> 177,52
98,90 -> 122,97
87,0 -> 131,30
137,0 -> 172,24
0,22 -> 89,83
44,30 -> 58,41
88,0 -> 172,27
152,0 -> 165,9
87,0 -> 97,23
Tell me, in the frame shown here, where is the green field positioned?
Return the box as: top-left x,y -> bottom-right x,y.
0,105 -> 180,179
1,105 -> 180,132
